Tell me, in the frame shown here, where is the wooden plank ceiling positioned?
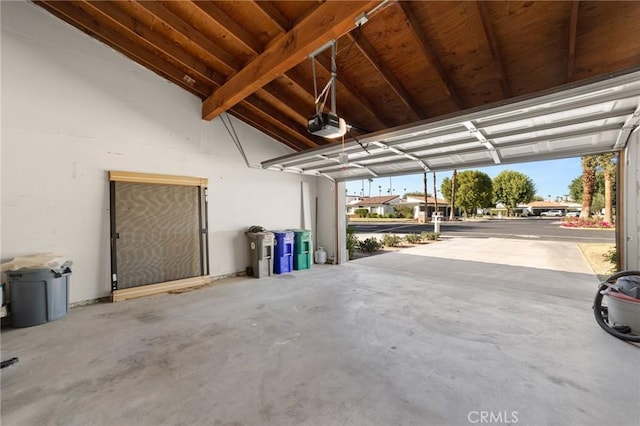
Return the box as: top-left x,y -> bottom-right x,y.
35,1 -> 640,152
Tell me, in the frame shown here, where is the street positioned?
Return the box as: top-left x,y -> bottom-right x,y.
348,217 -> 615,243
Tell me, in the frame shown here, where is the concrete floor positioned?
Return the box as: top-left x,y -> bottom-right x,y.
2,238 -> 639,425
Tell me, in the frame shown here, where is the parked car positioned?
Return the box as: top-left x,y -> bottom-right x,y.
566,211 -> 580,217
541,210 -> 563,217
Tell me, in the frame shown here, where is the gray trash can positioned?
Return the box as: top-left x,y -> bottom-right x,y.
245,230 -> 274,278
7,267 -> 71,328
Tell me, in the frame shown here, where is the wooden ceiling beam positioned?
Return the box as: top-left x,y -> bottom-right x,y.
35,1 -> 210,98
476,1 -> 510,99
239,98 -> 321,149
254,89 -> 308,128
251,4 -> 387,130
229,105 -> 306,152
315,54 -> 389,129
347,32 -> 424,121
252,1 -> 291,33
567,1 -> 579,82
397,2 -> 465,110
77,1 -> 316,148
191,2 -> 263,56
134,0 -> 240,75
201,1 -> 381,121
83,1 -> 221,88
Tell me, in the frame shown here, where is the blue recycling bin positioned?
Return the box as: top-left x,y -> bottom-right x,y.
273,231 -> 294,274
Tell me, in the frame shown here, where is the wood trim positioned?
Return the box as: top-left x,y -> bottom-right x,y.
109,171 -> 208,187
112,276 -> 212,302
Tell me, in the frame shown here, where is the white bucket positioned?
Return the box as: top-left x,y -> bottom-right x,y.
607,291 -> 640,333
314,247 -> 327,264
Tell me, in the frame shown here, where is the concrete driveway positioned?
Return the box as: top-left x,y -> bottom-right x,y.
2,238 -> 638,426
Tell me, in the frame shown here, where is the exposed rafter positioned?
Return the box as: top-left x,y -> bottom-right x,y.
228,104 -> 307,152
36,1 -> 210,98
135,0 -> 240,74
202,1 -> 381,120
315,54 -> 389,129
123,2 -> 323,147
242,95 -> 324,149
476,1 -> 510,99
347,32 -> 425,121
83,1 -> 221,87
567,1 -> 580,82
252,1 -> 291,33
222,4 -> 388,131
33,0 -> 640,155
191,1 -> 263,55
397,2 -> 464,110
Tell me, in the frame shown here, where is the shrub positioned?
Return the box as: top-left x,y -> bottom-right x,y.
405,233 -> 422,244
384,212 -> 394,218
367,212 -> 379,218
562,217 -> 614,229
358,237 -> 382,253
381,233 -> 402,247
394,205 -> 414,219
354,208 -> 368,218
604,247 -> 618,273
346,226 -> 359,260
421,231 -> 440,241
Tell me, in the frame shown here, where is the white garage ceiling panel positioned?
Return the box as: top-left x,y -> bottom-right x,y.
262,71 -> 640,182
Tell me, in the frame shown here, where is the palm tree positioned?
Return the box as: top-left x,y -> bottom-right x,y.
423,172 -> 428,222
580,156 -> 597,218
368,178 -> 373,197
596,152 -> 616,224
449,169 -> 457,221
378,185 -> 381,196
432,171 -> 438,214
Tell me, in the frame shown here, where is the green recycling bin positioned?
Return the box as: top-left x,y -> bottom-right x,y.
291,229 -> 312,270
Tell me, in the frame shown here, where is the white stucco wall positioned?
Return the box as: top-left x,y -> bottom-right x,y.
315,178 -> 336,263
622,129 -> 639,270
1,1 -> 317,302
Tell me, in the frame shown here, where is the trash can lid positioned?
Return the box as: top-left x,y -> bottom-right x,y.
1,253 -> 72,272
289,229 -> 311,233
247,226 -> 266,233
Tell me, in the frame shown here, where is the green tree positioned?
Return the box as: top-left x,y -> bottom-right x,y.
568,173 -> 608,202
440,170 -> 492,216
453,170 -> 493,216
493,170 -> 536,215
440,177 -> 453,203
404,191 -> 430,198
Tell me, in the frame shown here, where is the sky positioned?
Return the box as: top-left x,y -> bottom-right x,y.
345,157 -> 583,201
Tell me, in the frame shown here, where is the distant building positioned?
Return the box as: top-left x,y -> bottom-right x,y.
519,200 -> 581,216
347,195 -> 400,216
